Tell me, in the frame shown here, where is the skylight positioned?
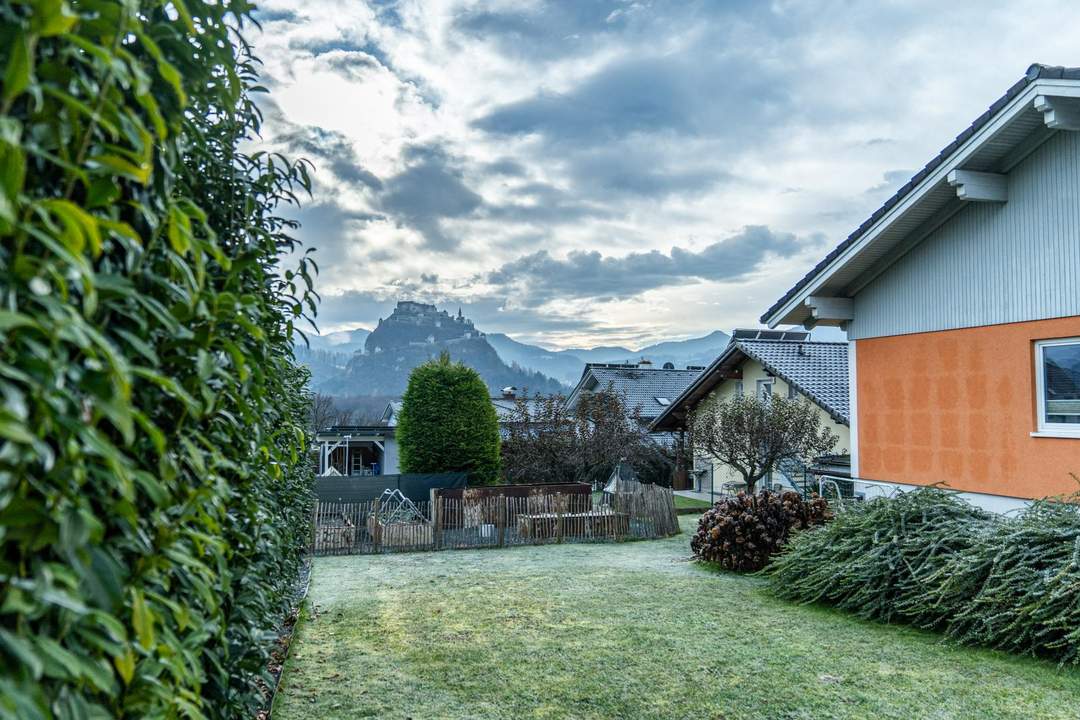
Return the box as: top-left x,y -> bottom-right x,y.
655,397 -> 671,406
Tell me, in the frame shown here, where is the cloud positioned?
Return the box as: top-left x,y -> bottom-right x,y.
278,125 -> 384,190
865,169 -> 915,195
483,181 -> 611,223
566,143 -> 730,198
254,8 -> 303,24
483,158 -> 528,176
254,0 -> 1080,348
452,2 -> 632,61
377,144 -> 484,249
475,57 -> 697,141
486,226 -> 818,305
472,41 -> 786,147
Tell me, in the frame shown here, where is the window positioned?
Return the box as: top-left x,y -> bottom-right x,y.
787,384 -> 799,400
655,397 -> 671,406
1035,338 -> 1080,436
734,381 -> 744,397
756,379 -> 775,401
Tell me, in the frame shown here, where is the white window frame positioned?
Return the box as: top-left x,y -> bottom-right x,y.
757,378 -> 775,401
1033,337 -> 1080,439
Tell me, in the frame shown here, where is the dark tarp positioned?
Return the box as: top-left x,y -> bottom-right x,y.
314,472 -> 468,504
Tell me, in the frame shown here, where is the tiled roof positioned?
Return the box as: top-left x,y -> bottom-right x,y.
649,337 -> 849,431
574,365 -> 703,420
735,339 -> 849,423
489,396 -> 548,421
761,63 -> 1080,325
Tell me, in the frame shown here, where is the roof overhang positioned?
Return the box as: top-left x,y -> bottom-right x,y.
763,70 -> 1080,329
650,344 -> 746,432
315,427 -> 393,442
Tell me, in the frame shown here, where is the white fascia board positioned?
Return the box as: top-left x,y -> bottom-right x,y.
764,80 -> 1061,329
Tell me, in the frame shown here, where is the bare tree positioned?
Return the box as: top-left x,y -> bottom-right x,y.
690,395 -> 841,493
309,392 -> 354,434
501,389 -> 674,486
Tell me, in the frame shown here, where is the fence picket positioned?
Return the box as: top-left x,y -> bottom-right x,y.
310,483 -> 677,556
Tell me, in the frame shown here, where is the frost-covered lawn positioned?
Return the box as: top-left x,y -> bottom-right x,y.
273,516 -> 1080,720
673,494 -> 714,510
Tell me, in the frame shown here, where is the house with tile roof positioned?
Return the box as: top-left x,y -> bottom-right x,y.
651,330 -> 850,497
566,361 -> 705,425
761,64 -> 1080,512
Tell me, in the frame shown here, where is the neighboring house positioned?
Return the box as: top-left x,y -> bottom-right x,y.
566,360 -> 705,429
315,424 -> 399,476
651,330 -> 850,496
761,64 -> 1080,512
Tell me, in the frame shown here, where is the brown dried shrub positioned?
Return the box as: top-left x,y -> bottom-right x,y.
691,490 -> 830,572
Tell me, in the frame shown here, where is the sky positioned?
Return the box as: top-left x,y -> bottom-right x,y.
252,0 -> 1080,350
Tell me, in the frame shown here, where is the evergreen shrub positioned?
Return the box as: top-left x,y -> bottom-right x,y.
397,353 -> 502,485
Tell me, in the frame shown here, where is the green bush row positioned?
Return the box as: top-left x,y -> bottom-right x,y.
768,488 -> 1080,663
1,1 -> 315,717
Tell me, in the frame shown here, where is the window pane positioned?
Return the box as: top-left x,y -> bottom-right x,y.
1044,342 -> 1080,424
757,379 -> 773,401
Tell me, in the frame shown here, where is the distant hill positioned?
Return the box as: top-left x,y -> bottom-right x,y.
299,302 -> 565,397
485,333 -> 589,386
305,328 -> 370,355
488,330 -> 732,385
299,302 -> 736,395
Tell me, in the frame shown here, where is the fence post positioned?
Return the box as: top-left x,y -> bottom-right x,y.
372,498 -> 381,553
497,496 -> 506,547
433,494 -> 443,550
556,493 -> 565,543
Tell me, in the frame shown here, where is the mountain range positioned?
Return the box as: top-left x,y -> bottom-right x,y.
485,329 -> 731,386
298,301 -> 733,396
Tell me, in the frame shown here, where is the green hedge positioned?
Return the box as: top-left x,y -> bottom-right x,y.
397,353 -> 501,485
0,2 -> 315,718
768,488 -> 1080,663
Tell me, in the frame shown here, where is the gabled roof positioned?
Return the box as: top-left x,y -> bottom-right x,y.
762,64 -> 1080,328
650,338 -> 849,431
567,363 -> 704,420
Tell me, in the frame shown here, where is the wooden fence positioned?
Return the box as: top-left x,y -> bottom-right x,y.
310,484 -> 678,556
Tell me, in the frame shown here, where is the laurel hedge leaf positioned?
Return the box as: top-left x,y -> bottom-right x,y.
1,0 -> 316,716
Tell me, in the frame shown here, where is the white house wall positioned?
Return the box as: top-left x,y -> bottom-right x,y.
849,130 -> 1080,340
382,437 -> 400,475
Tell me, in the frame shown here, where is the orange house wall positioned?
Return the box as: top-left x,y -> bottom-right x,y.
857,316 -> 1080,499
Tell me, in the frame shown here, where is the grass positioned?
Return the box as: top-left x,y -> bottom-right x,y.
273,516 -> 1080,720
673,494 -> 714,510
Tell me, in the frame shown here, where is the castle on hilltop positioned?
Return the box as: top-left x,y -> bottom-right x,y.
365,301 -> 483,353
